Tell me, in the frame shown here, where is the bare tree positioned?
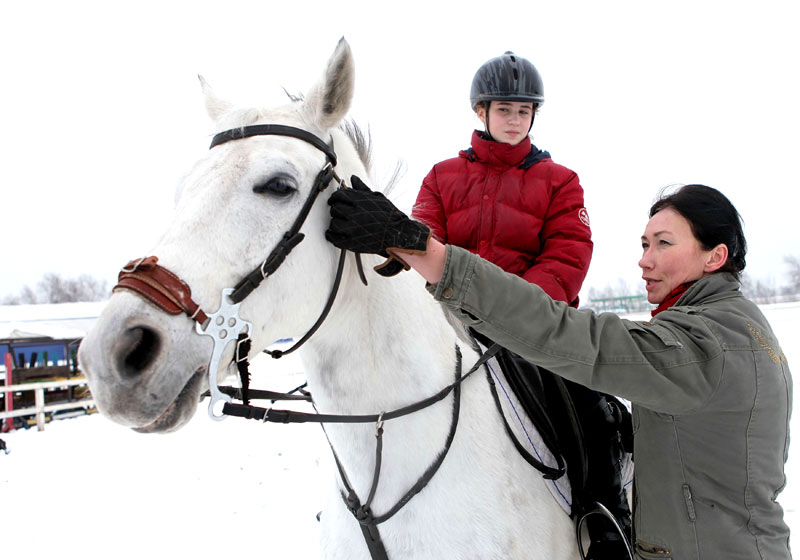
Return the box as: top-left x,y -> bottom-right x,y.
784,255 -> 800,295
1,285 -> 38,305
2,273 -> 109,305
741,273 -> 781,304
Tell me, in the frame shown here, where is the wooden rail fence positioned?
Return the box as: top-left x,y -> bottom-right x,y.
1,377 -> 95,432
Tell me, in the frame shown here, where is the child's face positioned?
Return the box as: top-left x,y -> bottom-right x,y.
477,101 -> 534,145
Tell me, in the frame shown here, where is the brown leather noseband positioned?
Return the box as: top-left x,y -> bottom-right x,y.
115,256 -> 209,326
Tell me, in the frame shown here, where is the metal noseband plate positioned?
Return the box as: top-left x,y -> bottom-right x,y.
195,288 -> 253,420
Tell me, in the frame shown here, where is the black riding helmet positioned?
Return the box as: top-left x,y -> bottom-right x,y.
470,51 -> 544,110
470,52 -> 544,140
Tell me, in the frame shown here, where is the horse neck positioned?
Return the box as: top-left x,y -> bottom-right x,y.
301,259 -> 471,415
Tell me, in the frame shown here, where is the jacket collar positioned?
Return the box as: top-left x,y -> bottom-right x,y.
463,130 -> 551,169
651,281 -> 696,317
660,273 -> 743,311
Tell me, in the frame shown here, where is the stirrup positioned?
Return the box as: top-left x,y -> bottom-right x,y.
576,501 -> 633,560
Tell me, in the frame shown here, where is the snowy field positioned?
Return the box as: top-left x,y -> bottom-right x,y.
2,302 -> 799,559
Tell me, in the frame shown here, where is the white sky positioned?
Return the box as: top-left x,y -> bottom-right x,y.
1,0 -> 798,304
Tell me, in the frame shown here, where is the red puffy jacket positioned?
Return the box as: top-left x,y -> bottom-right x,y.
412,131 -> 592,305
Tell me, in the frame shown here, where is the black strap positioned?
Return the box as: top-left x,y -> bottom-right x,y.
230,164 -> 337,304
235,333 -> 252,405
485,367 -> 566,479
220,343 -> 498,560
207,122 -> 370,360
222,343 -> 500,424
211,385 -> 312,403
210,124 -> 337,166
333,345 -> 466,560
264,247 -> 346,359
208,123 -> 339,305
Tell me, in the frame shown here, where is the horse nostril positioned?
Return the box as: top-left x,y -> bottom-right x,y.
117,326 -> 161,377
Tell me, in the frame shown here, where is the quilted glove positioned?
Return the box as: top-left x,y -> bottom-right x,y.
326,175 -> 431,276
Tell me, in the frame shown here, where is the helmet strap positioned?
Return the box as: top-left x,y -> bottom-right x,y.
482,101 -> 496,142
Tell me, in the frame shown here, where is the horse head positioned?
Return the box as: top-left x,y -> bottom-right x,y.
79,38 -> 369,433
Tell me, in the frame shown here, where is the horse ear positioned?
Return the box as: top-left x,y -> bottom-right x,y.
303,37 -> 354,130
198,75 -> 233,122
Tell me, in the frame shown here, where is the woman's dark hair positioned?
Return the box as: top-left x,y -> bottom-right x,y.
649,184 -> 747,279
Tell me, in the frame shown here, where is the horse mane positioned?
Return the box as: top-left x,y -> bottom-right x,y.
339,119 -> 372,173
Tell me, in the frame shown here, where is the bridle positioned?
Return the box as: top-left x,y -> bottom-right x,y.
112,122 -> 564,560
115,123 -> 358,419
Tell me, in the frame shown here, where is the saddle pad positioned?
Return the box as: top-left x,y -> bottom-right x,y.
484,353 -> 574,516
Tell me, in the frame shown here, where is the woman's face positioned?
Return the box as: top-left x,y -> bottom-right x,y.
639,207 -> 723,304
477,101 -> 534,145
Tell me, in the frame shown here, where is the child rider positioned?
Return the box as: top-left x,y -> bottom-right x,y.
410,51 -> 632,559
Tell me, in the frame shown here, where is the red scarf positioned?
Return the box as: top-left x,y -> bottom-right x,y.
651,281 -> 696,317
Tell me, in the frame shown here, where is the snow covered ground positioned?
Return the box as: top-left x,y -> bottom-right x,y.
2,303 -> 799,559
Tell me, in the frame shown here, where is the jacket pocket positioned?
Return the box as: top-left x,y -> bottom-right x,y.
625,321 -> 683,350
635,540 -> 672,559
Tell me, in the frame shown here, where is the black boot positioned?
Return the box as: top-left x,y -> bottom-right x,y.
581,396 -> 633,560
583,503 -> 632,559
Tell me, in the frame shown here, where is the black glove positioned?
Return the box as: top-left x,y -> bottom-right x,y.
326,175 -> 431,276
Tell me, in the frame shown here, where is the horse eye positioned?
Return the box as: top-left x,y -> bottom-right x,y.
253,176 -> 297,198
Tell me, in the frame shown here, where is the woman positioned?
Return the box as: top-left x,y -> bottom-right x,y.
326,183 -> 792,559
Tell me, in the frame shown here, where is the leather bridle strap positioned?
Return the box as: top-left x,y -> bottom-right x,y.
210,124 -> 337,166
114,256 -> 209,326
208,125 -> 340,305
221,343 -> 501,424
262,247 -> 347,360
228,163 -> 338,304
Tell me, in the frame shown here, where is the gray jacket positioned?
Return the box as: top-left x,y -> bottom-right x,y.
429,245 -> 792,559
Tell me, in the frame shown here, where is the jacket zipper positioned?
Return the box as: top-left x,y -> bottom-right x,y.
636,540 -> 672,558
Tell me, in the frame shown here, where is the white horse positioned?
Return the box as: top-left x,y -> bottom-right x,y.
78,38 -> 578,560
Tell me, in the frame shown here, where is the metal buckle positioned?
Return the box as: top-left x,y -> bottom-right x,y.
375,411 -> 385,438
235,333 -> 250,363
333,169 -> 345,189
121,256 -> 148,273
